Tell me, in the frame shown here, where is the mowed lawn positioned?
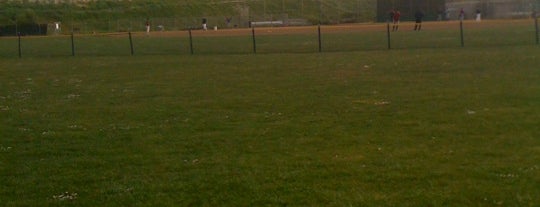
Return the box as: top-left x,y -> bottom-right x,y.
1,41 -> 540,205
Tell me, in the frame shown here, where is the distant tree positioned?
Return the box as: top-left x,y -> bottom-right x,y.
18,8 -> 39,24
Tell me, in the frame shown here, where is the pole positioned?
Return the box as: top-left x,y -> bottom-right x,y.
252,27 -> 257,54
18,33 -> 22,58
318,0 -> 323,52
318,24 -> 322,52
460,20 -> 465,47
128,32 -> 134,55
357,0 -> 360,21
319,0 -> 322,24
387,22 -> 391,49
535,12 -> 539,45
301,0 -> 304,17
189,29 -> 194,55
71,32 -> 75,56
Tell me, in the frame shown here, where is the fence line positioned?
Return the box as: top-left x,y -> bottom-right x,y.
2,19 -> 538,58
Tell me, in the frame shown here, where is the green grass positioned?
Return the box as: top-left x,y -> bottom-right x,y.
1,23 -> 540,206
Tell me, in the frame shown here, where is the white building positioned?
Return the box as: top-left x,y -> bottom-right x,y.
446,0 -> 535,19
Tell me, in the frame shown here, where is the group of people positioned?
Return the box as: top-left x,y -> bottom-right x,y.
144,17 -> 232,34
388,7 -> 482,32
459,8 -> 482,22
143,8 -> 485,35
388,9 -> 425,31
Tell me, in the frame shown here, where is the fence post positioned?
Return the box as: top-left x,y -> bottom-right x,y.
188,29 -> 194,55
252,27 -> 257,54
535,13 -> 539,45
71,32 -> 75,56
387,22 -> 391,49
318,24 -> 322,52
128,32 -> 134,55
18,33 -> 22,58
460,20 -> 465,47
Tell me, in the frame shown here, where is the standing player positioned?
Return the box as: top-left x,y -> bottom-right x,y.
202,18 -> 208,31
392,9 -> 401,31
145,19 -> 150,36
414,10 -> 424,31
54,22 -> 61,34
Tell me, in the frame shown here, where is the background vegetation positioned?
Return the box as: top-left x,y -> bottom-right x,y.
0,0 -> 376,29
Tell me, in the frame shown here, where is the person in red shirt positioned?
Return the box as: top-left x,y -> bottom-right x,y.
392,9 -> 401,31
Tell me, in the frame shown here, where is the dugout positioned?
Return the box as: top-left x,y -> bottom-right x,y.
377,0 -> 446,22
0,24 -> 48,36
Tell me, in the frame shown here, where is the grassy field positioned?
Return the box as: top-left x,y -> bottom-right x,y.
1,21 -> 540,206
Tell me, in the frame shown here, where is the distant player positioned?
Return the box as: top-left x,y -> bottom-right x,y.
54,22 -> 61,34
414,10 -> 424,31
392,9 -> 401,31
226,17 -> 232,27
459,8 -> 465,21
145,19 -> 150,36
202,18 -> 208,31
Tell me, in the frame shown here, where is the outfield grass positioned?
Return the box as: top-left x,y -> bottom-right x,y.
1,22 -> 540,206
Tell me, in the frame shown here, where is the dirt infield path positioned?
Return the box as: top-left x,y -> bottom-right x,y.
5,19 -> 533,39
129,19 -> 535,38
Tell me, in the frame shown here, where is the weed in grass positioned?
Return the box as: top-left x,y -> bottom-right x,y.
0,146 -> 12,152
52,192 -> 78,201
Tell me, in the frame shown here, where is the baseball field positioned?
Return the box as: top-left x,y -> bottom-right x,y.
1,20 -> 539,206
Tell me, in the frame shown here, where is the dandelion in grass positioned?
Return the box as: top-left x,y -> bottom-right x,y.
16,89 -> 32,100
374,101 -> 390,106
19,128 -> 30,132
42,131 -> 55,136
520,165 -> 539,173
53,192 -> 78,201
68,125 -> 87,131
1,146 -> 12,152
68,78 -> 82,84
67,94 -> 80,99
184,159 -> 200,164
497,173 -> 518,178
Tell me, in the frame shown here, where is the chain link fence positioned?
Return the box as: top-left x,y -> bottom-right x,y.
1,0 -> 539,58
1,18 -> 538,58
